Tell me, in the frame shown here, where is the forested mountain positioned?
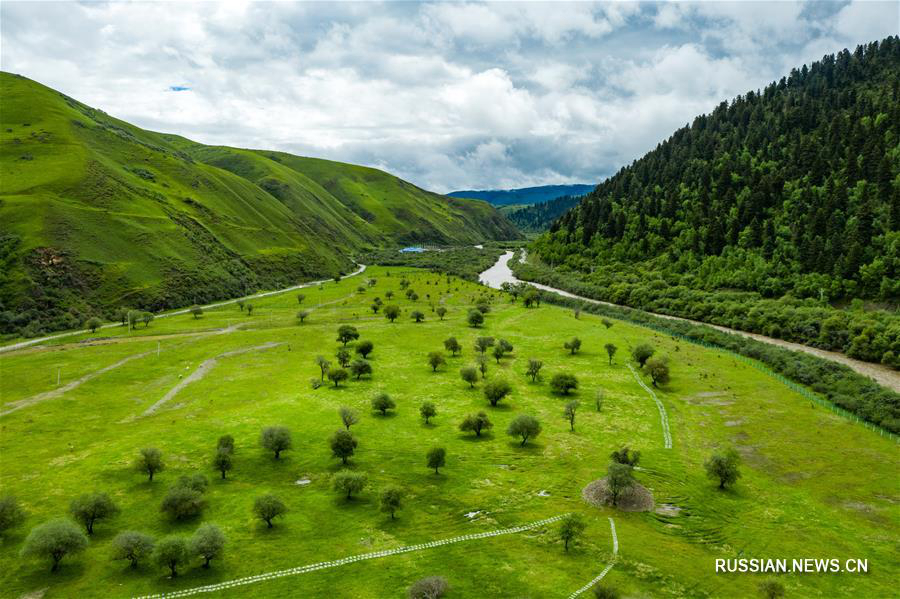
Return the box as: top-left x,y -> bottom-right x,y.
0,73 -> 519,337
448,184 -> 595,206
528,37 -> 899,367
506,194 -> 583,232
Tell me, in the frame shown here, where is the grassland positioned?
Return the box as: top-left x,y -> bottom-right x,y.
0,267 -> 897,598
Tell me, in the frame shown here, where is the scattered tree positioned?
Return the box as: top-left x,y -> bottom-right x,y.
476,301 -> 491,314
298,310 -> 311,324
604,343 -> 618,365
237,300 -> 245,312
253,494 -> 287,528
337,325 -> 360,346
459,412 -> 493,437
328,367 -> 349,387
245,303 -> 254,315
550,373 -> 579,395
507,414 -> 541,446
350,359 -> 372,380
411,310 -> 425,322
70,492 -> 119,535
135,447 -> 164,482
606,462 -> 635,506
408,576 -> 449,599
632,344 -> 655,367
371,392 -> 396,416
336,348 -> 351,367
332,471 -> 367,499
420,401 -> 437,424
476,355 -> 489,379
217,435 -> 234,453
610,446 -> 641,467
564,337 -> 582,355
426,447 -> 446,474
593,584 -> 620,599
330,429 -> 358,464
379,486 -> 404,519
526,359 -> 543,382
0,496 -> 26,536
483,379 -> 511,407
474,336 -> 495,354
460,366 -> 478,388
384,305 -> 401,322
564,400 -> 579,431
759,579 -> 786,599
645,356 -> 670,387
356,340 -> 374,358
340,406 -> 359,430
190,305 -> 203,319
492,345 -> 505,364
142,312 -> 154,327
498,339 -> 513,354
316,356 -> 331,381
705,449 -> 742,489
154,535 -> 189,577
559,513 -> 586,551
601,318 -> 614,329
112,531 -> 154,569
595,389 -> 604,412
428,351 -> 446,372
86,317 -> 102,333
297,293 -> 305,305
161,483 -> 207,520
467,309 -> 484,327
260,426 -> 292,459
444,337 -> 461,356
385,290 -> 394,300
436,306 -> 447,320
190,523 -> 225,568
21,519 -> 88,572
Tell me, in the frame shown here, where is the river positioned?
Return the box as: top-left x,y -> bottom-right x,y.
479,251 -> 900,393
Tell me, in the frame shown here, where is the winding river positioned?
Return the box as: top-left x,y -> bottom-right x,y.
479,251 -> 900,393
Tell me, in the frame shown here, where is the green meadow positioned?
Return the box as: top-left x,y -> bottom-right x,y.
0,267 -> 897,598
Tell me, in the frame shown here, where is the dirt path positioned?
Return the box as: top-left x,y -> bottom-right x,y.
132,514 -> 567,599
482,252 -> 900,393
627,364 -> 672,449
567,517 -> 618,598
1,350 -> 153,417
142,342 -> 283,416
0,265 -> 366,355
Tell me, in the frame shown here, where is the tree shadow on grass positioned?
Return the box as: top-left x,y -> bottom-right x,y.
19,560 -> 86,588
458,433 -> 494,442
505,440 -> 545,453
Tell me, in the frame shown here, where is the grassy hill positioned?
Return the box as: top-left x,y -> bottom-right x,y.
0,73 -> 520,337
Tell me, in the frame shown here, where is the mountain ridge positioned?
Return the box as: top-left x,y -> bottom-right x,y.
448,184 -> 595,206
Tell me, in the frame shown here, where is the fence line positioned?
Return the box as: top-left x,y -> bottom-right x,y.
567,517 -> 619,598
627,364 -> 672,449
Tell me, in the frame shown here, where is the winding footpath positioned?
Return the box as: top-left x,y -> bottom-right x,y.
567,517 -> 619,598
480,252 -> 900,393
132,514 -> 568,599
627,364 -> 672,449
0,265 -> 366,355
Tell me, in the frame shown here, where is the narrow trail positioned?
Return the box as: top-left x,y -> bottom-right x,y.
567,517 -> 619,598
142,342 -> 283,416
131,514 -> 568,599
627,363 -> 673,449
1,350 -> 153,417
0,265 -> 366,355
481,252 -> 900,393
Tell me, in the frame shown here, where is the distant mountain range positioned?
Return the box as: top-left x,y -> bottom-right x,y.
447,184 -> 596,206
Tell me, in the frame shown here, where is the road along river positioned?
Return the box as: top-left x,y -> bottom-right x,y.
479,251 -> 900,393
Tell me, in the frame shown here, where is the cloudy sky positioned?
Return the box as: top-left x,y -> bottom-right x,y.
1,1 -> 896,193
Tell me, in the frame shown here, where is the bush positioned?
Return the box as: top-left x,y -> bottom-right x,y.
0,496 -> 26,535
371,392 -> 396,415
467,309 -> 484,327
161,484 -> 206,520
408,576 -> 449,599
550,373 -> 579,395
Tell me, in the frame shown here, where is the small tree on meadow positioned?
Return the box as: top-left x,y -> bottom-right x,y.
459,412 -> 493,437
593,584 -> 620,599
595,389 -> 604,412
604,343 -> 618,365
467,309 -> 484,327
476,301 -> 490,314
332,471 -> 367,499
483,379 -> 511,407
526,359 -> 543,382
428,351 -> 446,372
330,429 -> 358,464
217,435 -> 234,454
0,496 -> 26,536
601,318 -> 613,329
564,337 -> 582,355
190,305 -> 203,319
153,535 -> 189,577
260,426 -> 292,459
444,337 -> 461,356
356,340 -> 374,358
759,579 -> 786,599
297,310 -> 310,324
237,299 -> 245,312
142,312 -> 154,327
70,492 -> 120,535
371,300 -> 382,314
297,293 -> 305,305
246,303 -> 255,315
705,449 -> 742,489
337,325 -> 359,346
340,406 -> 359,430
253,494 -> 286,528
420,401 -> 437,424
476,355 -> 489,379
190,523 -> 225,568
460,366 -> 478,388
384,305 -> 401,322
328,367 -> 349,387
112,531 -> 155,569
474,337 -> 495,354
350,359 -> 372,380
86,317 -> 102,333
646,356 -> 670,387
379,486 -> 404,519
316,356 -> 331,381
606,462 -> 634,507
507,414 -> 541,446
213,449 -> 233,479
336,348 -> 351,367
409,576 -> 449,599
426,447 -> 446,474
610,446 -> 641,467
632,344 -> 655,367
550,373 -> 578,395
371,392 -> 396,416
21,519 -> 88,572
559,513 -> 586,551
492,345 -> 505,364
385,290 -> 394,300
564,400 -> 579,431
135,447 -> 165,482
436,306 -> 447,320
411,310 -> 425,323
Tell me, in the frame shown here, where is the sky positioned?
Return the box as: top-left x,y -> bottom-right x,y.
1,1 -> 897,193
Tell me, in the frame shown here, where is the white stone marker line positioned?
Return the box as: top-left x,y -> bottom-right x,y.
132,514 -> 567,599
627,363 -> 672,449
567,517 -> 618,598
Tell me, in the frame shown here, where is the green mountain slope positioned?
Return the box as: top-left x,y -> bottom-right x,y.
0,73 -> 520,336
528,37 -> 899,367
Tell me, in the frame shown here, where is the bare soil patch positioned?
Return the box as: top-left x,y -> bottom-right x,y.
582,478 -> 654,512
